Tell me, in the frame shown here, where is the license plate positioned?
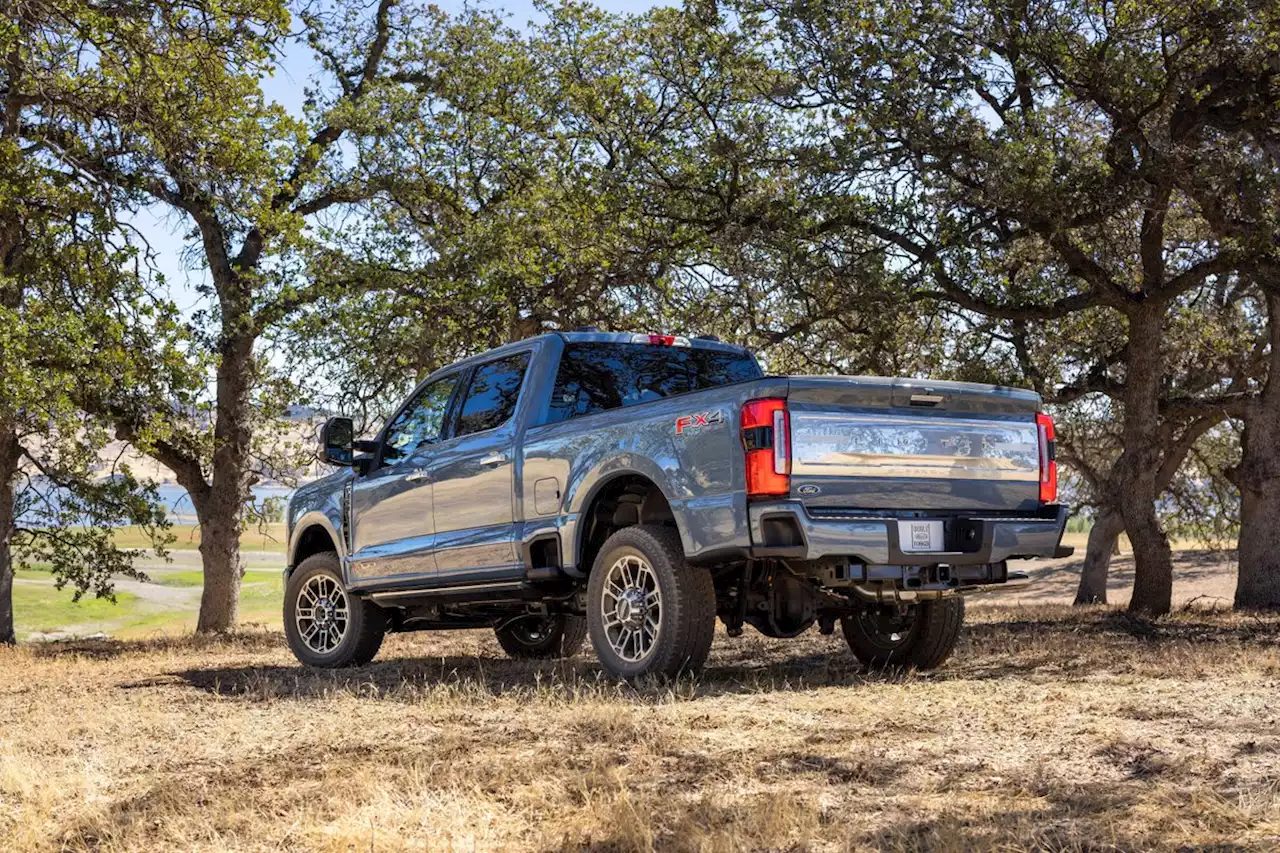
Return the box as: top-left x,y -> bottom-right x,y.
899,520 -> 944,552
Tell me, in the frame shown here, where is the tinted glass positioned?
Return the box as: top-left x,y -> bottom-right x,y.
455,353 -> 531,437
381,375 -> 459,465
547,343 -> 762,423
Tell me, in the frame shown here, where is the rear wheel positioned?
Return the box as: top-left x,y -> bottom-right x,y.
586,525 -> 716,679
284,552 -> 385,668
495,614 -> 587,659
841,597 -> 964,670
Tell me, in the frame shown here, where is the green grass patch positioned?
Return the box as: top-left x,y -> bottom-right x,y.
14,585 -> 142,637
13,562 -> 284,640
14,566 -> 54,581
144,568 -> 280,588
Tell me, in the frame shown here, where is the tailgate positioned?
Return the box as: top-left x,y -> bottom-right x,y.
785,377 -> 1044,512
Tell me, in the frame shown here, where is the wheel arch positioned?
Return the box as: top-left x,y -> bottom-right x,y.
571,467 -> 683,576
288,512 -> 343,574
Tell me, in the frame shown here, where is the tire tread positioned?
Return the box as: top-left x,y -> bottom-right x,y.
587,525 -> 716,679
908,597 -> 965,670
285,551 -> 385,668
840,597 -> 964,671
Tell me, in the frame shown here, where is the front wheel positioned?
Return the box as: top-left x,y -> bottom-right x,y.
494,614 -> 587,659
841,597 -> 964,670
284,552 -> 386,668
586,525 -> 716,679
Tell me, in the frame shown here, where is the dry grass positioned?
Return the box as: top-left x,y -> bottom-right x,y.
2,605 -> 1280,852
111,523 -> 288,554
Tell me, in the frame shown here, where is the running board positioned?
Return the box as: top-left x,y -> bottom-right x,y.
368,580 -> 531,606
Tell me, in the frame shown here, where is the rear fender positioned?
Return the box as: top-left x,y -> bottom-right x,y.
564,456 -> 684,573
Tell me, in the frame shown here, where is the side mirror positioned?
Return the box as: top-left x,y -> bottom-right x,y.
319,416 -> 355,466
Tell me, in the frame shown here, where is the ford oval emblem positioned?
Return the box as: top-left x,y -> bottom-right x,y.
797,484 -> 821,496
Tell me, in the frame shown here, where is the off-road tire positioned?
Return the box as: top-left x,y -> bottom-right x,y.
841,597 -> 964,670
284,551 -> 385,668
495,614 -> 588,659
586,525 -> 716,679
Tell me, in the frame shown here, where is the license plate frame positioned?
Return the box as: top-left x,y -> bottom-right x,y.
899,520 -> 944,553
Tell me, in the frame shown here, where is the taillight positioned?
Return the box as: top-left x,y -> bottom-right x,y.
742,398 -> 790,497
1036,412 -> 1057,503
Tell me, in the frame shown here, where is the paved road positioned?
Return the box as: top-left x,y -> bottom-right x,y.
18,550 -> 285,610
14,575 -> 199,606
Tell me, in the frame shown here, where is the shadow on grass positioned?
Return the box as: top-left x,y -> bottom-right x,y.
26,630 -> 281,661
46,740 -> 1155,853
26,605 -> 1280,700
166,608 -> 1280,703
970,608 -> 1280,645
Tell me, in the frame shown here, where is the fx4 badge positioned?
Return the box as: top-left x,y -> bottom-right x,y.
675,410 -> 724,436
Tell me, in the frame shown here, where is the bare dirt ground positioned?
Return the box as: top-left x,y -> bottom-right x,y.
1006,547 -> 1241,608
3,600 -> 1279,852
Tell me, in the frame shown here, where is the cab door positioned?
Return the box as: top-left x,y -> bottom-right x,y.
348,372 -> 461,588
428,351 -> 531,584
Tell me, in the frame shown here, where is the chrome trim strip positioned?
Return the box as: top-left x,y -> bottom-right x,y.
790,412 -> 1039,482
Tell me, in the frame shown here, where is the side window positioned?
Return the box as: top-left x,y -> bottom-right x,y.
548,346 -> 625,422
455,353 -> 531,437
381,374 -> 459,465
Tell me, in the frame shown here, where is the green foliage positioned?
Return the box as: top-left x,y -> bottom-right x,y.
0,1 -> 198,634
285,1 -> 930,420
5,0 -> 1278,630
711,0 -> 1280,550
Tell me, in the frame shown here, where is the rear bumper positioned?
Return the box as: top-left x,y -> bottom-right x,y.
747,501 -> 1071,566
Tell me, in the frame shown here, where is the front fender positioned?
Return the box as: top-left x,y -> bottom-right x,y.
286,475 -> 348,574
287,511 -> 345,565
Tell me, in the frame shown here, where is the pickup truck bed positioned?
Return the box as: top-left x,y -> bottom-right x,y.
284,331 -> 1068,678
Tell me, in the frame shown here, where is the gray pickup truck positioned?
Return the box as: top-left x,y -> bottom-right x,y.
284,331 -> 1069,678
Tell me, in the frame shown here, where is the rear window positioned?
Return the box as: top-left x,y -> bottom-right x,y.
547,343 -> 762,424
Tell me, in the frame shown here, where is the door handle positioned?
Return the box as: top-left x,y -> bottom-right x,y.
403,468 -> 429,482
479,453 -> 507,467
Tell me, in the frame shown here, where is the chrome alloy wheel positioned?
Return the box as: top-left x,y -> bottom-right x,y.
294,574 -> 350,654
601,554 -> 662,663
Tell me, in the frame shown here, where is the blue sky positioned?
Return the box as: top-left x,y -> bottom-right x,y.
143,0 -> 665,315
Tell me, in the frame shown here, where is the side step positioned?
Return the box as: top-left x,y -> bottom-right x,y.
524,566 -> 563,582
368,580 -> 532,606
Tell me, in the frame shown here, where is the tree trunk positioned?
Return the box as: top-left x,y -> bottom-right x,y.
1234,291 -> 1280,610
1116,307 -> 1175,616
1074,509 -> 1123,605
0,420 -> 20,645
0,541 -> 12,645
196,507 -> 244,632
193,326 -> 256,633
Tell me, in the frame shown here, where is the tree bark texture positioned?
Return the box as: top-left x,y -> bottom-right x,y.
1074,509 -> 1124,605
1116,308 -> 1175,615
1234,291 -> 1280,610
193,325 -> 256,633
